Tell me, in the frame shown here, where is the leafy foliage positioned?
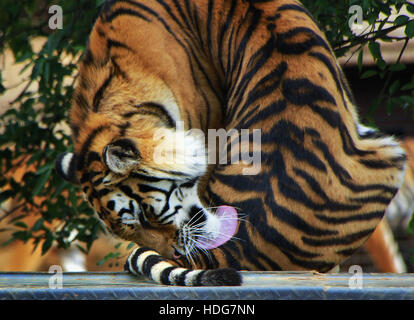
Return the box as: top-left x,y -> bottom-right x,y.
0,0 -> 414,255
0,0 -> 105,254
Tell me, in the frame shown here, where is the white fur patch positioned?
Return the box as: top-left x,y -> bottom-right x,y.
61,152 -> 74,177
150,261 -> 175,283
184,270 -> 203,286
109,193 -> 140,225
168,267 -> 188,285
356,123 -> 376,137
137,250 -> 159,272
152,126 -> 207,178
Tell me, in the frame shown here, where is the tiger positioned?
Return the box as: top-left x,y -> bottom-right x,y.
55,0 -> 409,286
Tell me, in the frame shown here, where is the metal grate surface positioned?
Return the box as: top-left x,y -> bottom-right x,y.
0,271 -> 413,300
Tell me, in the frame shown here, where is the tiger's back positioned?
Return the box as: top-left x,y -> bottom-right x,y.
55,0 -> 407,285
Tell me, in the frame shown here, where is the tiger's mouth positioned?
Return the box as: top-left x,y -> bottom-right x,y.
174,205 -> 238,261
172,245 -> 185,260
194,206 -> 238,250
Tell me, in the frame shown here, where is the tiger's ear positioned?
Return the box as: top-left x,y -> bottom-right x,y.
55,152 -> 80,184
103,138 -> 140,175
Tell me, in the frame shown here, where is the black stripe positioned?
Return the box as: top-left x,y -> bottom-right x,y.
231,198 -> 322,258
281,250 -> 336,272
262,121 -> 328,173
175,269 -> 192,286
350,195 -> 393,205
359,156 -> 406,170
206,0 -> 214,57
119,0 -> 159,17
230,6 -> 262,76
87,151 -> 102,166
311,138 -> 352,180
119,185 -> 144,204
141,254 -> 166,277
160,266 -> 175,285
277,4 -> 319,26
138,183 -> 169,194
293,168 -> 362,212
338,120 -> 375,156
282,78 -> 336,106
134,102 -> 176,128
105,7 -> 151,23
82,48 -> 95,66
138,1 -> 221,127
276,27 -> 331,55
312,138 -> 398,194
158,205 -> 181,224
73,91 -> 90,111
302,228 -> 374,247
336,248 -> 359,256
92,177 -> 104,187
230,61 -> 287,122
138,211 -> 155,229
156,0 -> 188,33
129,247 -> 146,274
129,172 -> 175,182
266,13 -> 281,21
236,100 -> 287,129
93,73 -> 114,112
195,271 -> 205,285
315,210 -> 384,224
338,68 -> 356,105
77,125 -> 109,170
171,0 -> 193,32
218,0 -> 237,72
107,38 -> 133,51
308,51 -> 346,109
228,33 -> 277,122
118,122 -> 130,136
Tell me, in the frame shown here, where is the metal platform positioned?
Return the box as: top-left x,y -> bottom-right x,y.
0,271 -> 413,300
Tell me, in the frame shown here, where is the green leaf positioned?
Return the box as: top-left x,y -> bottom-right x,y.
405,20 -> 414,37
96,0 -> 106,8
361,70 -> 378,79
389,63 -> 406,72
389,80 -> 400,96
31,218 -> 45,232
407,3 -> 414,15
114,242 -> 122,249
126,242 -> 136,250
357,50 -> 363,73
42,232 -> 54,255
14,221 -> 28,229
32,167 -> 52,196
394,15 -> 409,26
401,82 -> 414,91
36,163 -> 54,176
368,41 -> 382,61
408,212 -> 414,234
377,59 -> 387,71
96,251 -> 121,266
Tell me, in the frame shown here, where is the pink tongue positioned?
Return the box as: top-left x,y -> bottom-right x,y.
196,205 -> 238,250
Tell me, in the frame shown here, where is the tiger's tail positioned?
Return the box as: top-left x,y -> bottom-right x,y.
364,138 -> 414,273
124,247 -> 242,286
364,218 -> 407,273
386,162 -> 414,229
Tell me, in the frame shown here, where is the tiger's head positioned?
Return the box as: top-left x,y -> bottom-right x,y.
55,110 -> 238,263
